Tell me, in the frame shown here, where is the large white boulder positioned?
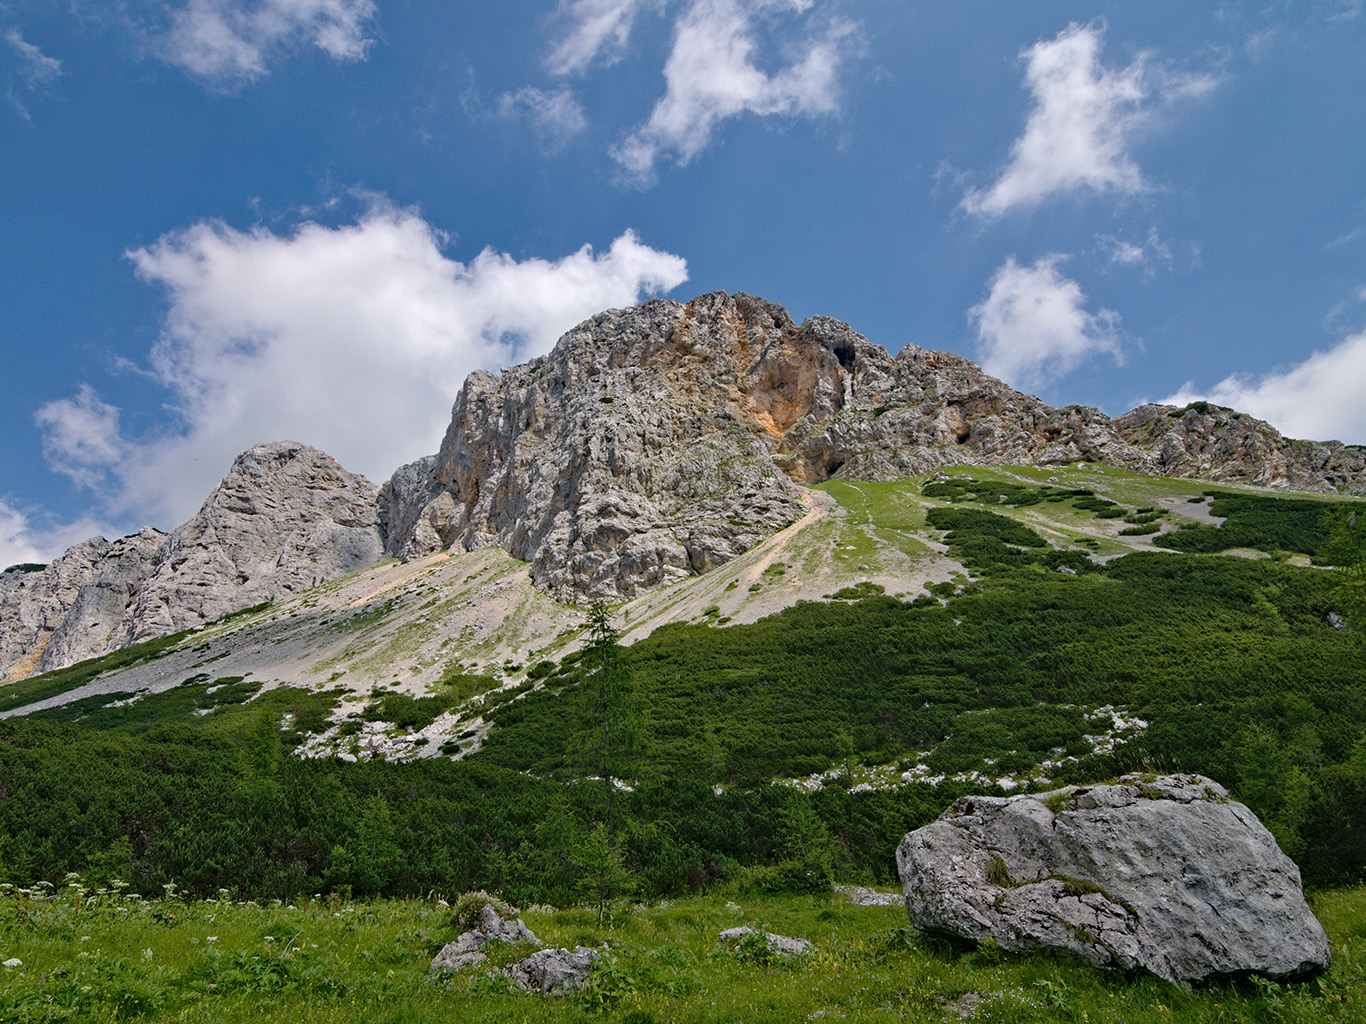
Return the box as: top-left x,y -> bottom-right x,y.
896,773 -> 1331,986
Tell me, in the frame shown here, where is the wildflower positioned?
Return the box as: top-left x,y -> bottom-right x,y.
142,948 -> 154,962
2,958 -> 22,968
207,936 -> 218,943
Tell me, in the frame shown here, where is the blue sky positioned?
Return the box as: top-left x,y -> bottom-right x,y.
3,1 -> 1365,566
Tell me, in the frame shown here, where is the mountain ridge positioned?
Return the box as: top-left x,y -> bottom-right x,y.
3,290 -> 1363,682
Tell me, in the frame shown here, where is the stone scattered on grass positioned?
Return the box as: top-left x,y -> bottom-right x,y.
834,884 -> 903,907
504,946 -> 600,995
719,926 -> 811,956
431,903 -> 540,972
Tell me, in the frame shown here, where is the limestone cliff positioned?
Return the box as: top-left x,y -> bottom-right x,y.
124,440 -> 384,647
5,291 -> 1363,679
0,529 -> 164,682
380,294 -> 813,597
0,442 -> 382,679
1116,403 -> 1366,492
382,291 -> 1364,596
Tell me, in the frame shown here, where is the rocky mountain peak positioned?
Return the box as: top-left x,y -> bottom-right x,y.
1116,403 -> 1366,492
125,441 -> 384,644
380,293 -> 822,598
1,441 -> 383,680
380,291 -> 1364,599
5,292 -> 1364,681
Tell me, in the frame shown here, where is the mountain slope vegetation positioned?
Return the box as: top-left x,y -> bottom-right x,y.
0,468 -> 1363,905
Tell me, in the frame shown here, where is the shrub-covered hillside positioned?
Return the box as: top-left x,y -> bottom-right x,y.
0,471 -> 1362,905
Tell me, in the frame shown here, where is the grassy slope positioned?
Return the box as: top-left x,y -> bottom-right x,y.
0,468 -> 1359,891
1,885 -> 1362,1023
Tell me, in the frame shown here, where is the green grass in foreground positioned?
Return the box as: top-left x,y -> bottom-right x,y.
1,882 -> 1362,1023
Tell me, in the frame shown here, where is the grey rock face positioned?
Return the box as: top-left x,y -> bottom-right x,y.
125,441 -> 384,645
386,294 -> 815,598
431,905 -> 541,972
1,442 -> 384,679
31,529 -> 169,673
896,774 -> 1331,986
386,291 -> 1365,599
1115,404 -> 1366,492
719,926 -> 812,956
503,946 -> 599,995
0,529 -> 164,681
377,454 -> 447,561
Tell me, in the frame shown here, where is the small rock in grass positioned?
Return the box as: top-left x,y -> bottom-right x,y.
719,926 -> 811,956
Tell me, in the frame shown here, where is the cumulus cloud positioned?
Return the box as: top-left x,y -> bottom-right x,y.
34,385 -> 126,491
963,22 -> 1212,219
4,28 -> 63,119
1163,329 -> 1366,445
0,500 -> 46,569
0,499 -> 117,569
497,86 -> 589,152
153,0 -> 377,87
547,0 -> 660,76
33,203 -> 687,527
969,255 -> 1123,391
611,0 -> 858,187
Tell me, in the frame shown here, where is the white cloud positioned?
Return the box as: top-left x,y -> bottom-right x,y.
0,500 -> 46,569
4,28 -> 63,119
1097,236 -> 1146,266
153,0 -> 377,86
1163,329 -> 1366,445
969,255 -> 1123,390
1096,226 -> 1173,274
5,28 -> 62,85
497,86 -> 589,152
34,385 -> 126,490
611,0 -> 858,187
963,22 -> 1212,219
0,495 -> 122,568
547,0 -> 660,76
34,202 -> 688,527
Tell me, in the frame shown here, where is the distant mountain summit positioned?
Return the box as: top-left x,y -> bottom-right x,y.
2,441 -> 381,679
3,291 -> 1363,680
